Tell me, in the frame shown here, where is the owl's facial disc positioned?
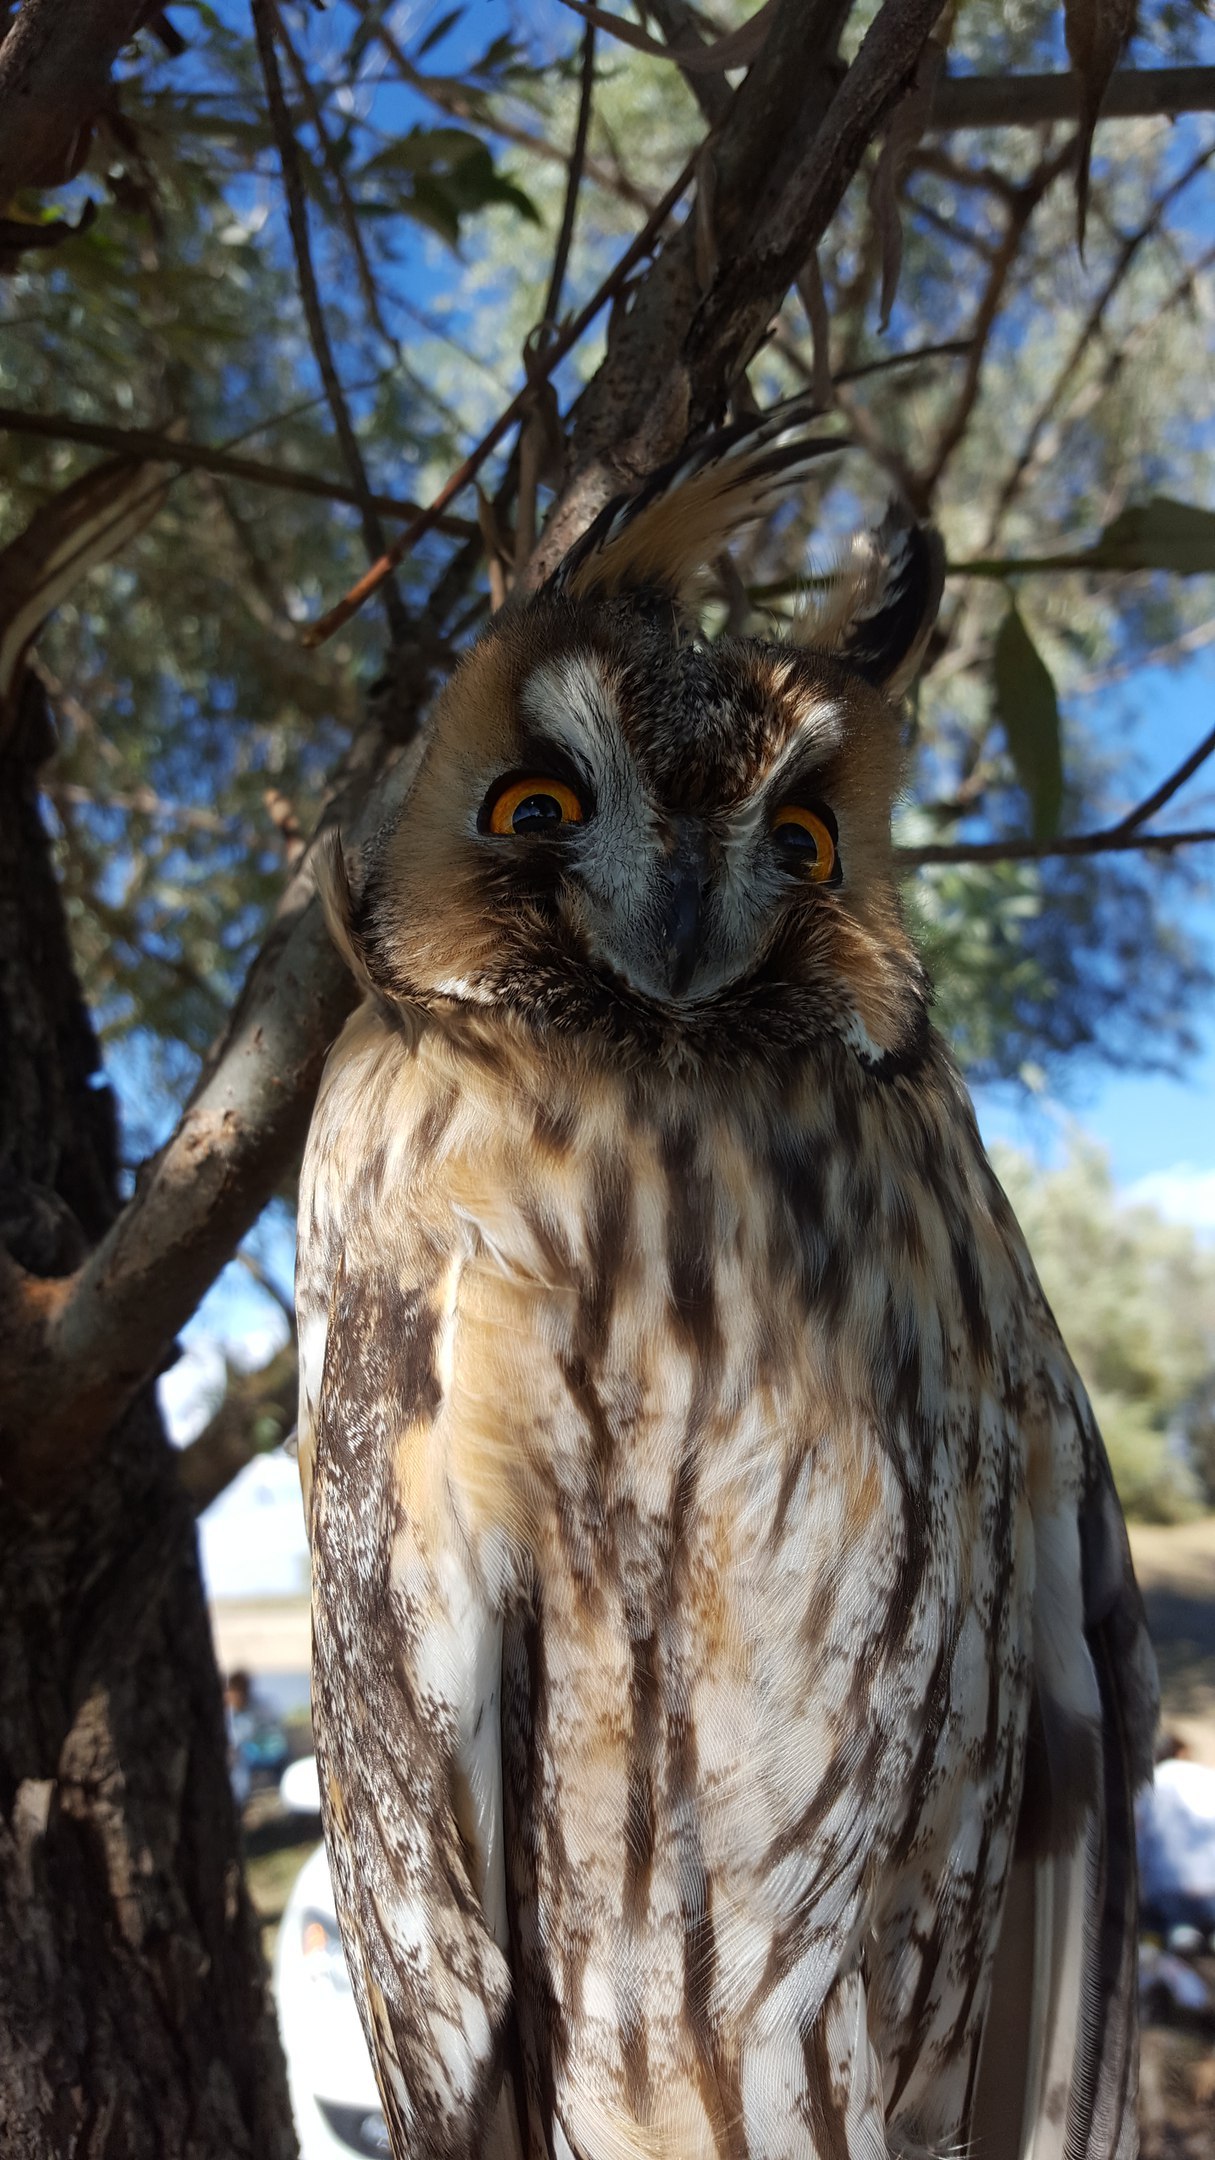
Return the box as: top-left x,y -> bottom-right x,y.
476,766 -> 842,1011
455,648 -> 866,1012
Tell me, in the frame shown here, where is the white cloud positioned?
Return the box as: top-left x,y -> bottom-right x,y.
1123,1165 -> 1215,1238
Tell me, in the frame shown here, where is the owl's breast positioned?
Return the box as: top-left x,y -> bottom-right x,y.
429,1067 -> 1036,2148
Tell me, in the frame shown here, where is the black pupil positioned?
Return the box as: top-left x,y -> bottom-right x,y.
777,820 -> 821,854
512,792 -> 566,832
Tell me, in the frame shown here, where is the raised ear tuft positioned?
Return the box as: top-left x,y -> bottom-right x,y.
547,399 -> 844,613
794,506 -> 944,697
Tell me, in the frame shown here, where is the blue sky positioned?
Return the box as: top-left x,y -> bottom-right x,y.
973,648 -> 1215,1213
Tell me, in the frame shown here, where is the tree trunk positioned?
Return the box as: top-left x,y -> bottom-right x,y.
0,677 -> 297,2159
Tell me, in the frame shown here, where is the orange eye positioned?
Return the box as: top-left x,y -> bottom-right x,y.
771,804 -> 839,883
485,776 -> 585,837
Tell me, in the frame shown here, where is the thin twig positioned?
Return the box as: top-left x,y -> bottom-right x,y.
515,20 -> 598,569
901,824 -> 1215,866
369,23 -> 653,209
983,138 -> 1215,543
914,139 -> 1077,500
542,21 -> 597,333
0,404 -> 477,534
274,2 -> 393,346
1074,612 -> 1215,694
774,332 -> 972,393
303,144 -> 702,647
1110,723 -> 1215,836
251,0 -> 409,642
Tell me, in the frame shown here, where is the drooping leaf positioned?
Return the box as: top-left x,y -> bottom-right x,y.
1091,497 -> 1215,575
417,9 -> 464,58
1064,0 -> 1134,245
359,130 -> 538,244
993,604 -> 1064,841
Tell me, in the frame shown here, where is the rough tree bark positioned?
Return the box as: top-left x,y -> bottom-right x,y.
0,676 -> 297,2160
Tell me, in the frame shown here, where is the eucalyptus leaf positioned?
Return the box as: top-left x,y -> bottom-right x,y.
417,8 -> 465,58
993,605 -> 1064,841
1091,497 -> 1215,576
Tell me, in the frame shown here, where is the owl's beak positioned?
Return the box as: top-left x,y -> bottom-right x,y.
658,821 -> 711,999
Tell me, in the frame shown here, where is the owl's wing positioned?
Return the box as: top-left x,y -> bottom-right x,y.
974,1375 -> 1158,2160
296,1005 -> 517,2160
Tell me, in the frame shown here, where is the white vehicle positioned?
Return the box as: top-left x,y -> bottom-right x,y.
273,1761 -> 387,2159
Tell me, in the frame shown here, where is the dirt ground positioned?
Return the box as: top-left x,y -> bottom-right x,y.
232,1518 -> 1215,2149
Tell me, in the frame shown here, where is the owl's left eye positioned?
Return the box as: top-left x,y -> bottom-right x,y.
770,802 -> 841,885
482,775 -> 586,837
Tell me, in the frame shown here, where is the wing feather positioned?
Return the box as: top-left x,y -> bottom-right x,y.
975,1386 -> 1157,2160
297,1003 -> 516,2160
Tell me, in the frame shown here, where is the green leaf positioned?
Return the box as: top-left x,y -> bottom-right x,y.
1091,497 -> 1215,575
417,8 -> 464,57
993,605 -> 1064,840
359,127 -> 485,179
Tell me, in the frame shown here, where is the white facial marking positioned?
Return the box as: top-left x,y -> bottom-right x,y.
520,653 -> 622,765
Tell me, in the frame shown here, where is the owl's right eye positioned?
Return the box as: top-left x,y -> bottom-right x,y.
481,775 -> 586,837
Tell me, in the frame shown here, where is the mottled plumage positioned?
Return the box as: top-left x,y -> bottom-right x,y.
296,411 -> 1157,2160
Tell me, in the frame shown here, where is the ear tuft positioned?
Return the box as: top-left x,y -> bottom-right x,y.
794,505 -> 944,697
547,399 -> 844,615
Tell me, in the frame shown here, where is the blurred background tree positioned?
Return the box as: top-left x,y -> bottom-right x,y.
3,0 -> 1215,2151
997,1140 -> 1215,1521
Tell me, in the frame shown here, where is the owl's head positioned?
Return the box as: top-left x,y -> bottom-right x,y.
336,411 -> 944,1074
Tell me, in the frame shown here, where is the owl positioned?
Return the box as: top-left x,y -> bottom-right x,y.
295,407 -> 1158,2160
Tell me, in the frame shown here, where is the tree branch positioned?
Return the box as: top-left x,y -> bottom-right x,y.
0,718 -> 426,1500
273,3 -> 393,348
930,65 -> 1215,133
370,19 -> 653,209
982,139 -> 1215,543
914,140 -> 1077,501
0,0 -> 148,199
535,0 -> 928,577
1109,723 -> 1215,836
303,146 -> 702,644
901,824 -> 1215,866
251,0 -> 409,642
638,0 -> 736,126
541,20 -> 596,334
176,1342 -> 297,1516
0,404 -> 477,534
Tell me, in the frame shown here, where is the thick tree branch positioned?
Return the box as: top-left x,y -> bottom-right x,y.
0,404 -> 477,534
638,0 -> 735,126
0,719 -> 424,1497
930,65 -> 1215,133
535,0 -> 929,578
176,1342 -> 297,1516
0,0 -> 147,199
